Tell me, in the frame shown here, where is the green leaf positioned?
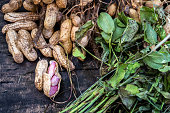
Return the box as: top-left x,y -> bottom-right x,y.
140,6 -> 158,24
76,20 -> 93,40
125,62 -> 140,79
125,84 -> 140,95
160,91 -> 170,99
109,64 -> 127,89
158,65 -> 170,72
112,24 -> 125,42
144,23 -> 157,44
143,57 -> 163,69
101,32 -> 111,43
119,87 -> 136,110
72,47 -> 86,59
155,25 -> 166,40
147,51 -> 169,64
118,12 -> 129,25
121,19 -> 139,43
97,12 -> 115,34
115,18 -> 126,27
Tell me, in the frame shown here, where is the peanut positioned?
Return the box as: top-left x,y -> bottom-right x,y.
60,19 -> 73,54
4,12 -> 39,22
80,0 -> 93,6
18,29 -> 37,61
23,0 -> 37,12
71,26 -> 79,42
31,28 -> 53,57
6,30 -> 24,63
49,31 -> 60,45
42,0 -> 54,4
164,5 -> 170,14
163,16 -> 170,36
56,0 -> 67,8
1,0 -> 22,13
33,0 -> 41,5
44,3 -> 59,30
108,3 -> 117,16
43,61 -> 61,98
53,45 -> 75,71
43,28 -> 54,39
78,35 -> 89,47
35,59 -> 48,91
129,8 -> 140,22
2,20 -> 37,34
71,15 -> 81,27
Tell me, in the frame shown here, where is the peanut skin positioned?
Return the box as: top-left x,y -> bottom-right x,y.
71,15 -> 81,27
44,3 -> 59,30
53,45 -> 75,71
18,29 -> 37,61
6,30 -> 24,63
35,59 -> 48,91
2,20 -> 37,34
108,3 -> 117,16
4,12 -> 39,22
1,0 -> 22,13
60,19 -> 73,54
23,0 -> 37,12
49,31 -> 60,45
129,8 -> 140,22
31,28 -> 53,57
42,0 -> 54,4
56,0 -> 67,8
43,28 -> 54,39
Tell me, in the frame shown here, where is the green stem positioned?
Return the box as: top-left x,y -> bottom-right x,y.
97,95 -> 119,113
89,96 -> 109,113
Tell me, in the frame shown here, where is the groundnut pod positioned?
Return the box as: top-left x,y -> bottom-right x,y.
129,8 -> 140,22
71,26 -> 79,42
108,3 -> 117,16
35,59 -> 48,91
49,31 -> 60,45
80,0 -> 93,6
1,0 -> 22,13
71,15 -> 81,27
2,20 -> 37,34
6,30 -> 24,63
78,35 -> 89,47
56,0 -> 67,8
42,28 -> 54,39
18,29 -> 37,61
31,28 -> 53,57
145,0 -> 162,8
43,61 -> 61,98
53,45 -> 75,71
23,0 -> 37,12
4,12 -> 39,22
42,0 -> 54,4
33,0 -> 41,4
44,3 -> 59,30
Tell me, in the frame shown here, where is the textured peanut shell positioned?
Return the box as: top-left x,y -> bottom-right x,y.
43,28 -> 54,39
60,19 -> 72,42
145,0 -> 162,8
44,3 -> 59,30
1,0 -> 22,13
62,39 -> 73,54
18,29 -> 37,61
56,0 -> 67,8
108,3 -> 117,16
4,12 -> 39,22
163,16 -> 170,36
71,16 -> 81,27
53,45 -> 75,71
31,28 -> 53,57
42,0 -> 54,4
23,0 -> 37,12
33,0 -> 41,4
6,30 -> 24,63
35,60 -> 48,91
71,26 -> 79,42
129,8 -> 140,22
78,35 -> 89,47
2,20 -> 37,34
49,31 -> 60,45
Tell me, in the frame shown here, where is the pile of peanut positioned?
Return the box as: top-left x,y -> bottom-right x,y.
1,0 -> 91,98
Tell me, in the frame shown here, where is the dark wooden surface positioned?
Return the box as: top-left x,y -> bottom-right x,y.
0,0 -> 100,112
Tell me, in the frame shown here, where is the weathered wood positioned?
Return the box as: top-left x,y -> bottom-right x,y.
0,0 -> 100,112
